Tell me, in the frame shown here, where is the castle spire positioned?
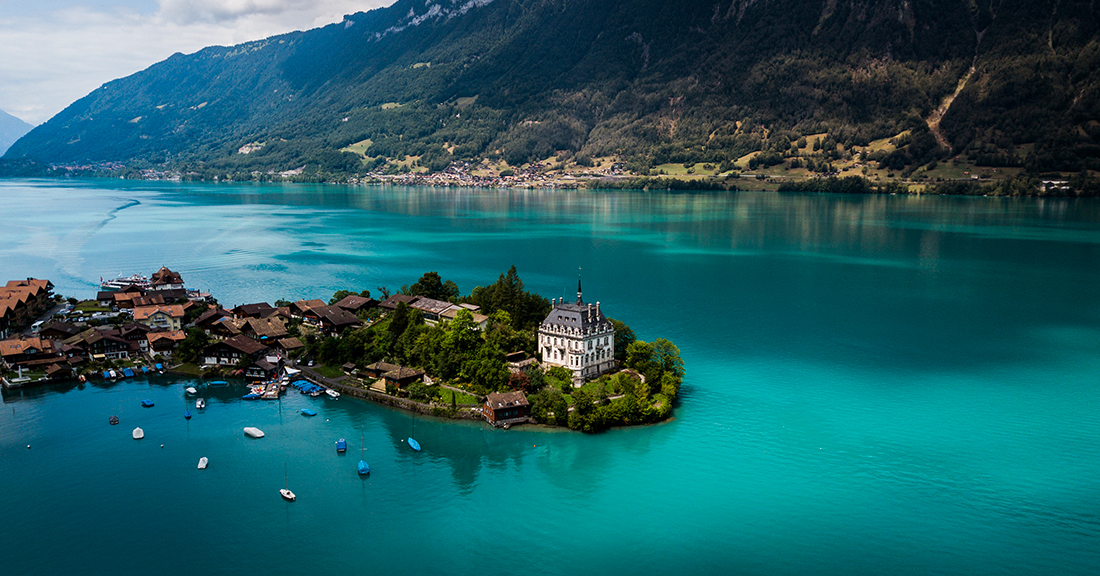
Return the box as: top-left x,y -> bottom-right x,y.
576,272 -> 583,304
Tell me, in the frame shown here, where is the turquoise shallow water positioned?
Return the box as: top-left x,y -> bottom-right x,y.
2,179 -> 1100,575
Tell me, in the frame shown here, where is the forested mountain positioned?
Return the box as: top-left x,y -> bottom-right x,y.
0,109 -> 33,157
5,0 -> 1099,178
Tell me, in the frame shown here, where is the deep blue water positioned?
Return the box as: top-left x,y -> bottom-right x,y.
2,179 -> 1099,575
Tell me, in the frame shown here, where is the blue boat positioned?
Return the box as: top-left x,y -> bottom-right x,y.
122,368 -> 135,378
336,438 -> 347,452
140,366 -> 150,374
209,380 -> 228,387
358,460 -> 370,475
154,363 -> 163,371
408,438 -> 421,452
184,410 -> 192,420
141,399 -> 154,407
300,408 -> 317,417
242,393 -> 261,400
102,370 -> 111,379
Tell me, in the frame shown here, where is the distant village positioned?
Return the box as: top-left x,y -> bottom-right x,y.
1,267 -> 684,431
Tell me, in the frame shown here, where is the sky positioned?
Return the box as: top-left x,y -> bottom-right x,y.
0,0 -> 393,125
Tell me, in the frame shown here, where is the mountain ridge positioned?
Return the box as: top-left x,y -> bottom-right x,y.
0,109 -> 33,157
5,0 -> 1099,179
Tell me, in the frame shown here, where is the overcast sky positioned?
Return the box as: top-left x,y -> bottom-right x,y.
0,0 -> 393,125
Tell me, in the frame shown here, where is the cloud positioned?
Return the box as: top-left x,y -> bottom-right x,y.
0,1 -> 391,125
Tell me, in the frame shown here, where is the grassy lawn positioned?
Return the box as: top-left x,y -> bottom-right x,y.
341,139 -> 373,157
438,388 -> 479,404
316,364 -> 345,379
172,363 -> 203,377
76,300 -> 109,313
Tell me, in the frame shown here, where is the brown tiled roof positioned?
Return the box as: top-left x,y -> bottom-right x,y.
245,316 -> 289,339
383,367 -> 425,380
232,302 -> 275,318
410,297 -> 453,316
334,295 -> 376,311
312,305 -> 361,328
276,337 -> 304,350
486,391 -> 530,409
147,330 -> 186,344
151,267 -> 183,286
378,294 -> 418,309
0,337 -> 53,357
365,361 -> 401,373
194,308 -> 229,327
223,335 -> 266,355
133,304 -> 185,320
292,299 -> 326,314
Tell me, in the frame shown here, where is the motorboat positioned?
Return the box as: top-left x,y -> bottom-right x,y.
133,427 -> 144,439
109,415 -> 119,425
196,398 -> 206,409
243,427 -> 265,438
141,399 -> 154,407
185,387 -> 198,395
197,457 -> 208,469
326,389 -> 340,399
184,410 -> 192,420
300,409 -> 317,417
336,438 -> 347,453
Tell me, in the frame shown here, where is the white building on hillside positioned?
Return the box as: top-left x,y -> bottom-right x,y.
538,278 -> 615,385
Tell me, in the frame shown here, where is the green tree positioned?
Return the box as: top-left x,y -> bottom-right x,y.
176,327 -> 210,364
609,318 -> 635,362
407,271 -> 460,301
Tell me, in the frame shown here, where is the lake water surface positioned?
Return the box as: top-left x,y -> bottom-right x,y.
2,178 -> 1099,575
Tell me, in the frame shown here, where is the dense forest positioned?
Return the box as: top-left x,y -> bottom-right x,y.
4,0 -> 1099,180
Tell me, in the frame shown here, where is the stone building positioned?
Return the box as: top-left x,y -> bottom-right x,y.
537,278 -> 615,385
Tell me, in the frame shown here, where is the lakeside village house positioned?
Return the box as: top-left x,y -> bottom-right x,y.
2,271 -> 620,429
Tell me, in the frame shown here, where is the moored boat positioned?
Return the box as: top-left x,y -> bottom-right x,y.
122,368 -> 135,378
336,438 -> 347,452
300,408 -> 317,417
280,463 -> 295,501
197,457 -> 208,469
100,273 -> 150,291
184,410 -> 192,420
358,459 -> 370,475
185,387 -> 198,395
109,415 -> 119,425
242,393 -> 261,400
133,427 -> 144,439
326,389 -> 340,399
243,427 -> 264,438
141,399 -> 154,407
208,380 -> 227,387
408,437 -> 421,452
196,398 -> 206,409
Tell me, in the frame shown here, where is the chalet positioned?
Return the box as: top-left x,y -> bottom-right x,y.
245,356 -> 282,381
193,308 -> 231,332
38,321 -> 81,341
0,337 -> 58,369
378,294 -> 418,310
150,266 -> 184,291
202,335 -> 266,366
147,330 -> 186,355
537,278 -> 615,385
1,278 -> 54,332
133,304 -> 185,331
63,328 -> 135,360
241,316 -> 289,343
119,323 -> 153,353
44,363 -> 73,380
231,302 -> 276,319
274,337 -> 304,356
364,361 -> 401,379
483,391 -> 531,425
208,317 -> 243,340
383,366 -> 425,388
127,294 -> 167,309
334,294 -> 377,314
306,305 -> 362,335
290,299 -> 326,318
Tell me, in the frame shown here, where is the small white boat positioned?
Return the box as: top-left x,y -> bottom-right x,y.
244,427 -> 265,438
133,427 -> 144,440
280,488 -> 296,501
185,387 -> 198,395
326,389 -> 340,399
196,398 -> 206,409
197,457 -> 208,469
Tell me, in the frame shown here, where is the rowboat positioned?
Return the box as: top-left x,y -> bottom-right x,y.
408,437 -> 421,452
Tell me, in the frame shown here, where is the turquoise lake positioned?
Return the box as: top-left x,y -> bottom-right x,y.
1,178 -> 1099,575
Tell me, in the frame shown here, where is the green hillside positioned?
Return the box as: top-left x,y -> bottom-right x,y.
4,0 -> 1099,181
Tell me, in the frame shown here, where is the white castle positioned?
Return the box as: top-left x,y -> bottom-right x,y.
538,277 -> 615,385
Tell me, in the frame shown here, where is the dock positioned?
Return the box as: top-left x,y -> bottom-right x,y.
262,380 -> 281,399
